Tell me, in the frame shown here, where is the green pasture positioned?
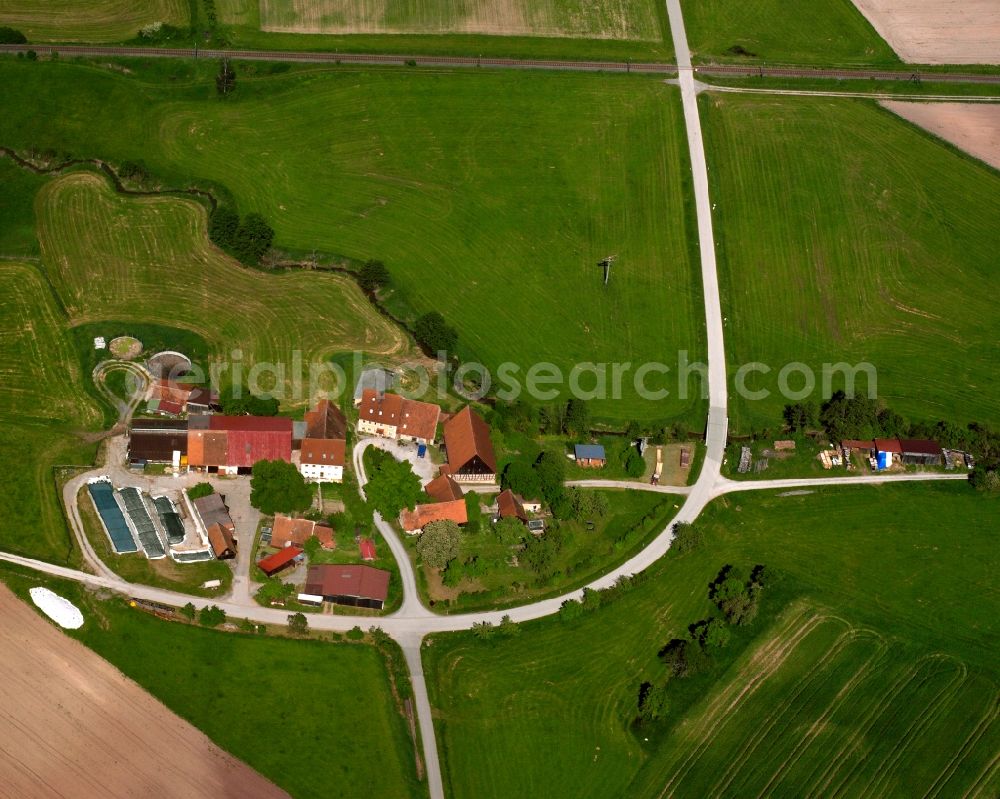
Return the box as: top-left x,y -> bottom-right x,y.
424,482 -> 1000,798
682,0 -> 897,66
700,94 -> 1000,432
0,565 -> 426,799
0,61 -> 702,424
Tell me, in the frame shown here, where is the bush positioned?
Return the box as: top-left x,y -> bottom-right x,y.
25,50 -> 37,61
198,605 -> 226,627
413,311 -> 458,355
358,260 -> 390,293
180,602 -> 196,620
624,447 -> 646,478
187,482 -> 214,501
287,612 -> 308,635
559,598 -> 584,621
671,521 -> 702,553
637,680 -> 669,723
118,159 -> 149,183
346,625 -> 365,640
494,515 -> 525,546
0,27 -> 27,44
209,207 -> 239,250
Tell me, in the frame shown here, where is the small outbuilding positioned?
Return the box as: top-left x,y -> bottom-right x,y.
874,439 -> 902,470
898,439 -> 943,466
257,546 -> 303,577
574,444 -> 607,468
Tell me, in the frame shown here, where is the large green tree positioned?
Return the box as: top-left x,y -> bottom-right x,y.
250,459 -> 313,515
364,449 -> 422,520
416,520 -> 462,568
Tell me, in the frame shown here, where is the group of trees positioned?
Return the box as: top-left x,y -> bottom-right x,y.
208,207 -> 275,266
710,564 -> 770,625
363,449 -> 422,520
786,392 -> 1000,458
413,311 -> 458,355
635,563 -> 771,726
250,459 -> 313,515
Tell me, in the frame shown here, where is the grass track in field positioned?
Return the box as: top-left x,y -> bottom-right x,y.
0,0 -> 188,42
700,94 -> 1000,432
256,0 -> 663,41
424,482 -> 1000,799
0,261 -> 102,564
35,171 -> 413,403
0,63 -> 702,423
681,0 -> 898,66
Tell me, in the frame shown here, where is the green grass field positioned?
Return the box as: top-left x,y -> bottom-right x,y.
254,0 -> 663,41
35,170 -> 412,402
0,0 -> 188,42
424,482 -> 1000,798
0,564 -> 426,799
0,261 -> 102,564
700,94 -> 1000,433
0,62 -> 702,424
682,0 -> 898,66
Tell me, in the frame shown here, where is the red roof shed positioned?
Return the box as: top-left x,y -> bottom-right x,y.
257,546 -> 303,576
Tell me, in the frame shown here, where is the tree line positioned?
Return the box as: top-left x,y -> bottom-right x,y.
635,563 -> 772,725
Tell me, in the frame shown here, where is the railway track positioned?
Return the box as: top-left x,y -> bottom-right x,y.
2,43 -> 999,85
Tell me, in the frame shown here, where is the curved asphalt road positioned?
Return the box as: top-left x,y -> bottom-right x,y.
0,5 -> 984,796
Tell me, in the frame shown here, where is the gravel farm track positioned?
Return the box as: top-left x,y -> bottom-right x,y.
0,7 -> 995,799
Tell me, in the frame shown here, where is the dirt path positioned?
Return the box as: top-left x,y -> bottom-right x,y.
0,582 -> 288,799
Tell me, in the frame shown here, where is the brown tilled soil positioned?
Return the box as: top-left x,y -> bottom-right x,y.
0,583 -> 288,799
850,0 -> 1000,64
881,101 -> 1000,172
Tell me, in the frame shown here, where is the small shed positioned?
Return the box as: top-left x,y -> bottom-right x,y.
257,546 -> 303,577
574,444 -> 607,468
359,538 -> 377,562
899,439 -> 943,466
874,439 -> 902,469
